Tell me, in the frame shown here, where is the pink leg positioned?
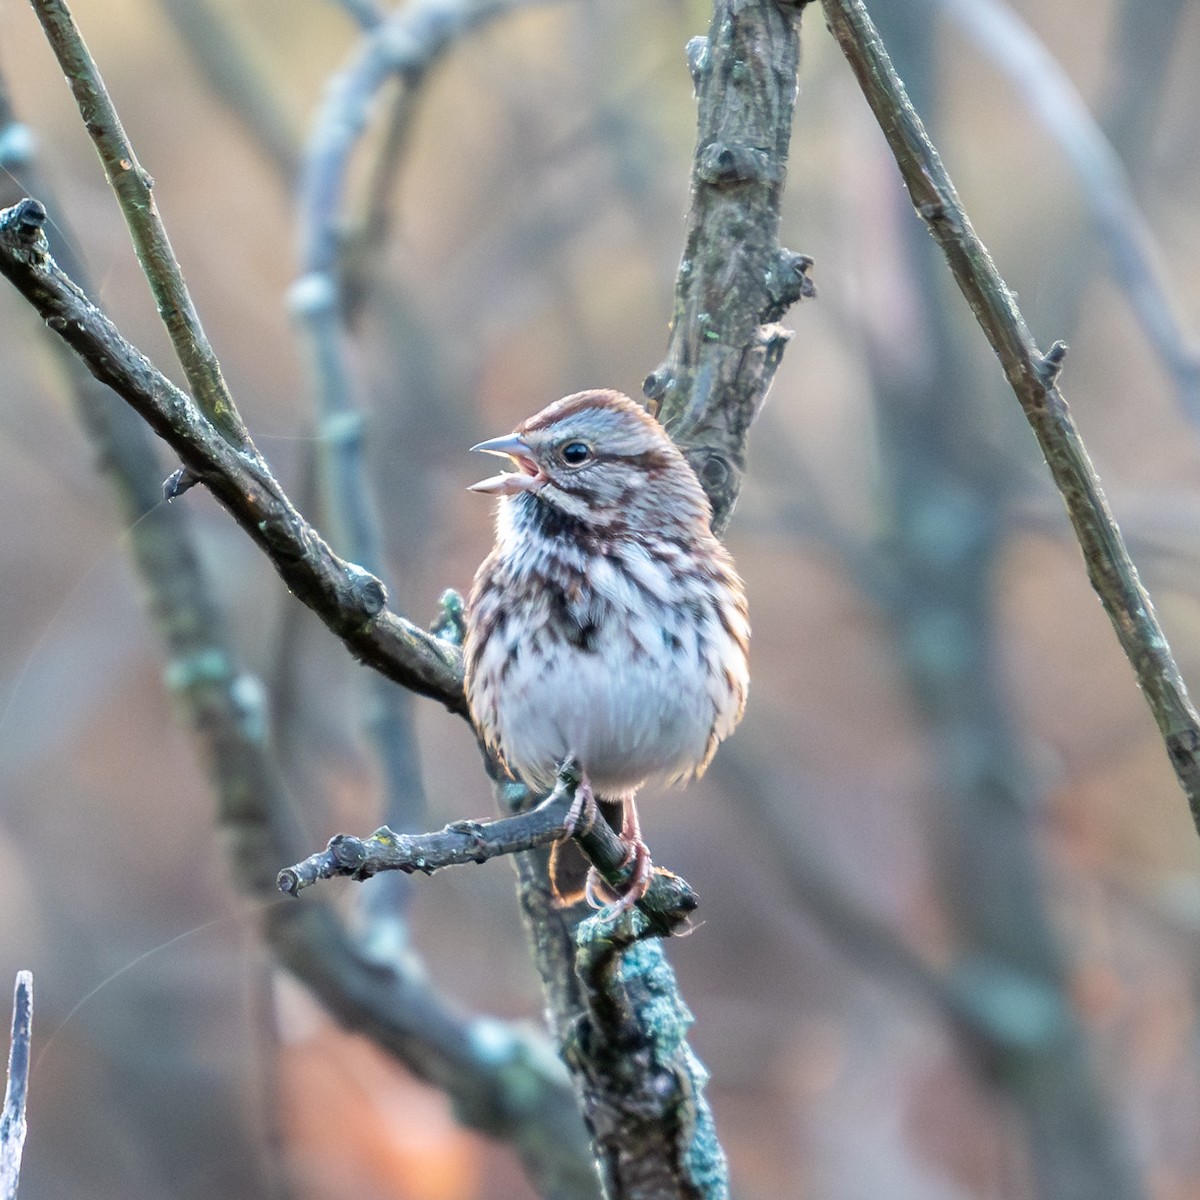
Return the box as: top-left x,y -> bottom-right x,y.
560,773 -> 595,840
584,794 -> 654,914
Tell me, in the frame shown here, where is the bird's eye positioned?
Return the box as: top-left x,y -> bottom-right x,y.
560,441 -> 591,466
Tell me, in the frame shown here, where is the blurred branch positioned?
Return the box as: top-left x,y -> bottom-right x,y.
0,197 -> 465,712
291,0 -> 560,570
30,0 -> 253,451
822,0 -> 1200,835
723,747 -> 1102,1071
3,8 -> 593,1192
156,0 -> 303,184
341,83 -> 420,319
928,0 -> 1200,421
646,0 -> 814,534
292,0 -> 558,929
330,0 -> 387,29
298,0 -> 553,279
1100,0 -> 1188,174
0,972 -> 31,1200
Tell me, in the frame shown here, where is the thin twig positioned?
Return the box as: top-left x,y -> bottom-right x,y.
0,972 -> 32,1200
292,0 -> 546,920
29,0 -> 252,451
278,762 -> 699,938
822,0 -> 1200,833
928,0 -> 1200,420
0,198 -> 465,712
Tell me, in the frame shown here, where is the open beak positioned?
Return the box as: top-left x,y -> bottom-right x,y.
468,433 -> 546,495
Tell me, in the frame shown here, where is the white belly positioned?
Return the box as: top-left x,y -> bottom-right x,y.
497,626 -> 715,798
467,518 -> 749,799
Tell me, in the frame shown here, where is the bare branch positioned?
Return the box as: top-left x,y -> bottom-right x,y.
822,0 -> 1200,834
30,0 -> 252,451
0,198 -> 465,712
929,0 -> 1200,419
0,972 -> 31,1200
278,762 -> 700,939
646,0 -> 814,533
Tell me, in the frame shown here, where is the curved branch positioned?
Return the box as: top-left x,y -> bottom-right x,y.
0,198 -> 466,713
822,0 -> 1200,833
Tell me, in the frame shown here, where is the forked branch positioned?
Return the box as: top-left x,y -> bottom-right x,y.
278,761 -> 699,938
0,198 -> 465,713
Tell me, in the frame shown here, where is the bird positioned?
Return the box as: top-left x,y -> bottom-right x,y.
463,389 -> 749,911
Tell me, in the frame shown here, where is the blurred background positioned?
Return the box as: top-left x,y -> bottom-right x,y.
2,0 -> 1200,1196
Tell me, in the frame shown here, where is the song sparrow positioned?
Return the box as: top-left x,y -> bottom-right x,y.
463,389 -> 750,911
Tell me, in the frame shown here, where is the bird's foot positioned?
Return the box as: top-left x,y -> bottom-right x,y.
560,773 -> 596,841
584,835 -> 654,914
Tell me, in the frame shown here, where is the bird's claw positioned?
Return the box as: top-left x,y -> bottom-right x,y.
560,774 -> 596,841
584,837 -> 654,914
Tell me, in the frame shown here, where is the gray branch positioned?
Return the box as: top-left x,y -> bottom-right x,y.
0,91 -> 599,1192
0,198 -> 465,713
0,972 -> 31,1200
929,0 -> 1200,420
278,761 -> 699,940
822,0 -> 1200,835
31,0 -> 253,451
646,0 -> 814,533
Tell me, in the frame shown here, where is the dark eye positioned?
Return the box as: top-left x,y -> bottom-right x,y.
560,441 -> 591,465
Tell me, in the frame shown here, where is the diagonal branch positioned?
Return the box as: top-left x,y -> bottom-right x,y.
0,198 -> 466,713
928,0 -> 1200,421
31,0 -> 252,451
0,82 -> 598,1188
822,0 -> 1200,833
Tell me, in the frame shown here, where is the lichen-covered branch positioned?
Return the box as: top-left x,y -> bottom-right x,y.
0,972 -> 31,1200
0,198 -> 465,713
822,0 -> 1200,833
570,917 -> 727,1199
646,0 -> 814,533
